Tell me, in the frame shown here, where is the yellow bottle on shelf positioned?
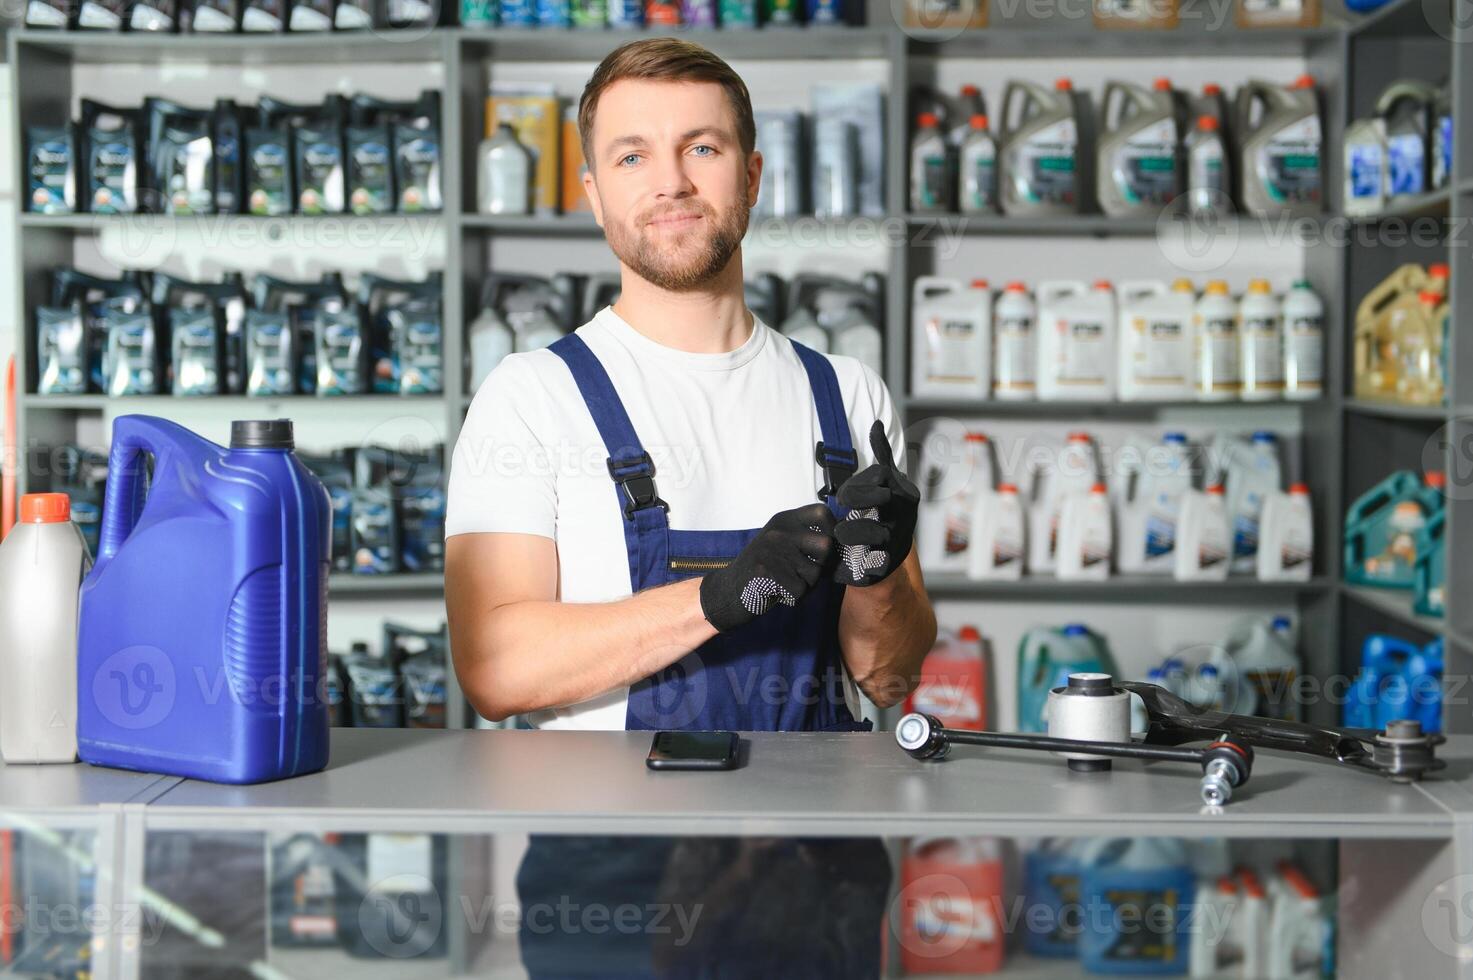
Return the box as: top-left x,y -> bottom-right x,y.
1394,290 -> 1444,405
1353,263 -> 1428,400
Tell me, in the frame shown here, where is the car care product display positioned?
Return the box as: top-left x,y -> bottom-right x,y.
916,429 -> 994,574
76,416 -> 330,784
1056,482 -> 1113,580
1097,79 -> 1182,219
1117,280 -> 1193,402
779,272 -> 885,373
28,91 -> 439,216
1346,634 -> 1443,734
1117,432 -> 1194,575
1221,430 -> 1282,574
334,622 -> 450,729
466,272 -> 580,388
911,277 -> 991,399
1235,76 -> 1322,217
1174,484 -> 1231,580
1026,431 -> 1100,574
1343,469 -> 1444,589
899,837 -> 1005,974
1237,279 -> 1284,401
345,444 -> 448,575
1193,280 -> 1241,401
1078,837 -> 1194,975
1017,623 -> 1114,732
902,626 -> 990,730
1380,80 -> 1436,199
1000,78 -> 1084,216
0,495 -> 88,764
967,482 -> 1025,580
1353,262 -> 1447,405
1036,280 -> 1115,401
1256,482 -> 1313,581
993,281 -> 1037,400
958,114 -> 999,214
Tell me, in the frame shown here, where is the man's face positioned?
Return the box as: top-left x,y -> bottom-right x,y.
583,79 -> 760,292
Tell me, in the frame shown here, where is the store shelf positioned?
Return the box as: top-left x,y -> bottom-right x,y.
18,212 -> 442,231
329,572 -> 444,595
905,396 -> 1318,416
1343,398 -> 1449,421
11,26 -> 447,64
22,393 -> 446,411
905,212 -> 1163,237
457,25 -> 892,60
925,574 -> 1332,601
460,212 -> 600,234
905,21 -> 1339,58
1345,187 -> 1453,224
1341,582 -> 1444,636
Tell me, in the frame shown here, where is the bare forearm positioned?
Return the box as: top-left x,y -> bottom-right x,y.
451,578 -> 717,721
837,553 -> 936,708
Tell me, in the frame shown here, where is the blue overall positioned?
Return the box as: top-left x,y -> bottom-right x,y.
515,332 -> 888,979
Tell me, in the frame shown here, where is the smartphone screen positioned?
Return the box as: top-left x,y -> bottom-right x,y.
646,730 -> 740,770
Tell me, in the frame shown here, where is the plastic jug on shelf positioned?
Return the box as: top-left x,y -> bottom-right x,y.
0,493 -> 90,763
1175,484 -> 1231,581
1023,838 -> 1092,957
1097,78 -> 1182,218
900,837 -> 1007,974
911,276 -> 991,400
1222,430 -> 1282,574
1018,623 -> 1113,732
1078,837 -> 1195,975
1343,470 -> 1431,588
1026,431 -> 1100,574
1117,280 -> 1194,402
1345,634 -> 1442,733
917,428 -> 995,575
1267,862 -> 1333,980
1228,615 -> 1301,720
967,482 -> 1025,581
1118,431 -> 1194,575
1353,264 -> 1430,400
904,626 -> 990,731
1235,76 -> 1322,218
1037,279 -> 1116,402
1000,78 -> 1084,217
77,416 -> 331,784
1257,482 -> 1314,581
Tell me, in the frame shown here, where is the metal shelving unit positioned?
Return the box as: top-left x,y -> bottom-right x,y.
5,3 -> 1467,742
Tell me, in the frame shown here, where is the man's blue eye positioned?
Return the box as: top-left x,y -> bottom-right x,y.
620,154 -> 639,166
691,145 -> 714,156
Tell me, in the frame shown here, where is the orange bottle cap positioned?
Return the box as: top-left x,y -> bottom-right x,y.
965,432 -> 989,443
1153,78 -> 1172,91
998,482 -> 1018,494
1197,115 -> 1220,131
971,114 -> 989,129
1090,483 -> 1107,494
957,625 -> 982,641
970,278 -> 990,289
20,493 -> 70,524
1055,78 -> 1073,91
1426,471 -> 1447,489
1289,482 -> 1310,495
917,112 -> 939,128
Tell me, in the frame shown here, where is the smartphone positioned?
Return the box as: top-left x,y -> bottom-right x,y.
646,730 -> 740,771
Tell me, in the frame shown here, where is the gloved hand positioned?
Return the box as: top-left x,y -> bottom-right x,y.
833,420 -> 919,587
699,502 -> 836,633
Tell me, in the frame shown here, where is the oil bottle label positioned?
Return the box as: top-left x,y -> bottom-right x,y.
1260,117 -> 1321,204
1387,131 -> 1426,196
1348,142 -> 1384,201
1054,317 -> 1108,384
1195,314 -> 1240,390
1286,317 -> 1323,388
1115,120 -> 1178,205
1011,119 -> 1077,205
1130,316 -> 1189,384
1242,316 -> 1284,387
994,316 -> 1036,391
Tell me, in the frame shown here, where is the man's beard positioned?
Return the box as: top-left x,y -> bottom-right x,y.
604,195 -> 750,292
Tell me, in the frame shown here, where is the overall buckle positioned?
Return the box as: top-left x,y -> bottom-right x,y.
607,452 -> 669,519
814,442 -> 858,500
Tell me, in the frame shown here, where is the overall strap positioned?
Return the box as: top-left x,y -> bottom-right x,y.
790,341 -> 856,507
549,334 -> 670,592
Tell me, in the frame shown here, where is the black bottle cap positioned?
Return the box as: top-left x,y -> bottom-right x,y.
231,419 -> 295,450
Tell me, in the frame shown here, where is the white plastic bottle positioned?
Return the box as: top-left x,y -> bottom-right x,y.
468,306 -> 515,392
1027,431 -> 1099,574
833,314 -> 884,375
1282,280 -> 1324,401
0,494 -> 89,763
910,112 -> 953,213
958,114 -> 999,214
917,428 -> 994,575
510,308 -> 567,353
1257,482 -> 1313,581
1224,431 -> 1282,574
1118,280 -> 1194,402
477,123 -> 532,215
1174,485 -> 1230,581
911,276 -> 991,399
1239,279 -> 1284,402
1230,615 -> 1300,721
993,281 -> 1037,401
967,482 -> 1025,580
1267,863 -> 1330,980
1193,280 -> 1240,401
1118,431 -> 1194,575
1056,482 -> 1113,580
1237,869 -> 1271,977
1189,878 -> 1240,978
1037,279 -> 1115,401
1186,114 -> 1230,217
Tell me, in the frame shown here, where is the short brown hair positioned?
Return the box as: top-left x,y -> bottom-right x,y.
578,38 -> 756,170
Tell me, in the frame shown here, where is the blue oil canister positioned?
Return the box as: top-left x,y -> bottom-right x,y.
1078,837 -> 1194,975
77,416 -> 331,784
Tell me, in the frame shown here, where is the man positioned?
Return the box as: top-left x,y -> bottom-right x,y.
445,37 -> 936,976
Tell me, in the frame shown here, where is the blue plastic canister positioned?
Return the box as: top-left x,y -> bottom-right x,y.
77,416 -> 331,784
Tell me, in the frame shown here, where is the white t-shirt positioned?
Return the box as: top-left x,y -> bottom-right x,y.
446,306 -> 904,730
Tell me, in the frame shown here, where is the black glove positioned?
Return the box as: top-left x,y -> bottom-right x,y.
832,420 -> 919,587
699,502 -> 836,633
